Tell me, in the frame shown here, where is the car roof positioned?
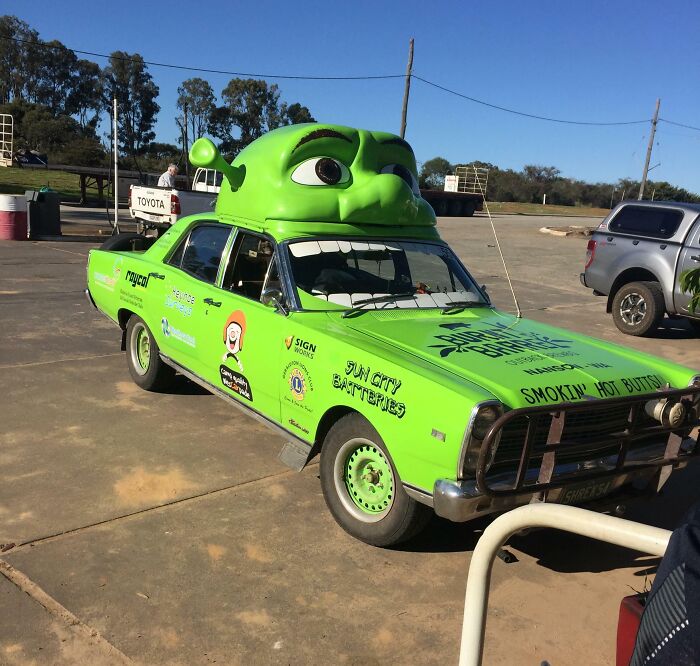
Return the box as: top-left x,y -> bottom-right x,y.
613,200 -> 700,214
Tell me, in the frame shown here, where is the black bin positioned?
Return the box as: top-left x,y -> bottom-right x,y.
25,190 -> 62,238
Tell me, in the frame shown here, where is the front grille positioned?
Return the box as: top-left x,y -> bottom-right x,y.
475,386 -> 700,497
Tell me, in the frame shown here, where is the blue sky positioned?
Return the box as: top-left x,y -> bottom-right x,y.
5,0 -> 700,192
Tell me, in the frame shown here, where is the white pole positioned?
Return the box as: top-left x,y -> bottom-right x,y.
113,97 -> 119,231
458,504 -> 671,666
542,193 -> 546,205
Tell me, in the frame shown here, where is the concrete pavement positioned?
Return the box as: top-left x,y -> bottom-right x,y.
1,213 -> 700,665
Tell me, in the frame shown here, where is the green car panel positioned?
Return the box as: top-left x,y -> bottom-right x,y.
86,123 -> 700,545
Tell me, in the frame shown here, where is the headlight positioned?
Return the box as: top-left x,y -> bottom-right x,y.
645,398 -> 686,428
460,401 -> 504,478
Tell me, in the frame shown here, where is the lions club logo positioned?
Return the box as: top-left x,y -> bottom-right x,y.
289,368 -> 306,401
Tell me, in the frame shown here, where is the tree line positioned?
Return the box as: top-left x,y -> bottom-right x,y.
0,15 -> 314,170
419,157 -> 700,206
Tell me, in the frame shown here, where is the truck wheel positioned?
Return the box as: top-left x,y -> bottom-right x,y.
125,315 -> 176,391
436,199 -> 449,216
100,232 -> 154,252
464,202 -> 476,217
685,318 -> 700,336
320,414 -> 431,547
611,281 -> 665,336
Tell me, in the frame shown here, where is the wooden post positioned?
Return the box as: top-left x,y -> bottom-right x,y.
399,38 -> 414,139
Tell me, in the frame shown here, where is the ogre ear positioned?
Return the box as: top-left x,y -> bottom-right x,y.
189,138 -> 245,191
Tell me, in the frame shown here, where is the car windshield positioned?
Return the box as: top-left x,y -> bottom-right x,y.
286,239 -> 487,311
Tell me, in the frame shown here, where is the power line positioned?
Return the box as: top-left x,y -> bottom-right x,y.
412,75 -> 651,126
0,35 -> 404,81
659,118 -> 700,132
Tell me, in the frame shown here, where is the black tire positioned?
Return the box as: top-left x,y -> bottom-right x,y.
686,318 -> 700,335
464,202 -> 476,217
611,281 -> 665,336
320,413 -> 432,547
436,199 -> 449,217
125,315 -> 176,391
100,232 -> 155,252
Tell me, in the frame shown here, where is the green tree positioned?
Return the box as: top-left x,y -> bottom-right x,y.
0,15 -> 40,104
67,59 -> 103,131
176,77 -> 215,141
210,78 -> 314,155
419,156 -> 453,190
103,51 -> 160,157
35,40 -> 77,115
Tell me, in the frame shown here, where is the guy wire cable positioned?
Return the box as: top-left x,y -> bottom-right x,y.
473,171 -> 522,318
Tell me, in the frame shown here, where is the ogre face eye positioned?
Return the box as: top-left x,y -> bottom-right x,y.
291,157 -> 350,186
380,163 -> 420,195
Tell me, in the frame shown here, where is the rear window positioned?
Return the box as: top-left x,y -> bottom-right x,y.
609,206 -> 683,239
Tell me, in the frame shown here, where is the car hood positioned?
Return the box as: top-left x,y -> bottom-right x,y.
337,307 -> 693,408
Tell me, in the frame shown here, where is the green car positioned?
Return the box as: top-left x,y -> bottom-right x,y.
86,124 -> 700,546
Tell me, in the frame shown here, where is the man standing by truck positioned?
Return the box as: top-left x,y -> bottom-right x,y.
157,164 -> 178,188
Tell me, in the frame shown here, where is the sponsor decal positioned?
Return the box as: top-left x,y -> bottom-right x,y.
332,360 -> 406,419
522,361 -> 612,376
288,418 -> 309,435
289,368 -> 306,401
160,317 -> 196,347
219,365 -> 253,401
164,287 -> 195,317
284,335 -> 317,359
520,373 -> 665,405
125,270 -> 150,289
431,321 -> 573,359
119,288 -> 143,309
222,310 -> 246,371
93,258 -> 123,292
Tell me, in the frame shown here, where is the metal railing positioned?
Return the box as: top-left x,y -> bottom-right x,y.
0,114 -> 13,167
454,165 -> 489,196
459,503 -> 672,665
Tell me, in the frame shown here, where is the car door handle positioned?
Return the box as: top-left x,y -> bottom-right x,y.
148,272 -> 165,280
203,297 -> 221,307
691,255 -> 700,262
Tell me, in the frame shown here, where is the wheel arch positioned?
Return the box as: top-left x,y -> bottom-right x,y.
117,308 -> 137,351
606,268 -> 661,313
313,405 -> 361,456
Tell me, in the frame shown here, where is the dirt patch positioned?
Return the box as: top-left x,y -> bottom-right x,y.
205,544 -> 227,562
244,543 -> 274,563
235,610 -> 271,627
540,225 -> 594,237
113,467 -> 197,507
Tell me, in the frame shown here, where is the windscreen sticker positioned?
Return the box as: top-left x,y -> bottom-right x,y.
332,360 -> 406,419
431,322 -> 573,359
520,374 -> 665,404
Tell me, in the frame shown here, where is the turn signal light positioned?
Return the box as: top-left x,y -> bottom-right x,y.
171,194 -> 181,215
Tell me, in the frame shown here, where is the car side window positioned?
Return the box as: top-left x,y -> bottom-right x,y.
609,206 -> 683,239
222,232 -> 276,301
168,224 -> 231,284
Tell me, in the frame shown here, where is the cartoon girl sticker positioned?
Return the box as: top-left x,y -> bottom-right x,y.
222,310 -> 246,371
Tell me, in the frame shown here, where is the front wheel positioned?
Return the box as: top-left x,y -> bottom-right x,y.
611,281 -> 665,336
125,315 -> 176,391
320,414 -> 431,547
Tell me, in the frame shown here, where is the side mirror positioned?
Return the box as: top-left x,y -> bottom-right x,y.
480,284 -> 491,302
261,287 -> 288,315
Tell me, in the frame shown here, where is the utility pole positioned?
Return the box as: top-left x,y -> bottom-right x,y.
113,97 -> 119,233
183,103 -> 190,184
399,38 -> 414,139
638,98 -> 660,200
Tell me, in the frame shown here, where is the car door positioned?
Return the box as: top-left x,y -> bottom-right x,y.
674,215 -> 700,314
196,228 -> 286,422
158,221 -> 233,367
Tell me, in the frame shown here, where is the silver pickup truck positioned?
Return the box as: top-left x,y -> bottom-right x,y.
581,200 -> 700,336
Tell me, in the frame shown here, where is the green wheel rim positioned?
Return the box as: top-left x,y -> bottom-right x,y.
343,443 -> 394,516
129,321 -> 151,376
136,328 -> 150,370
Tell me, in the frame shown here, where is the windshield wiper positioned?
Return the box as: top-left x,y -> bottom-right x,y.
341,292 -> 417,318
440,300 -> 490,313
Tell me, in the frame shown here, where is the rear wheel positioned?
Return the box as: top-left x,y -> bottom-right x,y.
686,318 -> 700,336
448,199 -> 463,217
100,232 -> 154,252
125,315 -> 176,391
320,414 -> 431,547
611,281 -> 665,336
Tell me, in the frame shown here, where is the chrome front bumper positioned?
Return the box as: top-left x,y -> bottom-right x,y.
433,462 -> 686,523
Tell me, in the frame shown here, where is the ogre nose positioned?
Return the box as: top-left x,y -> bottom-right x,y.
338,173 -> 415,223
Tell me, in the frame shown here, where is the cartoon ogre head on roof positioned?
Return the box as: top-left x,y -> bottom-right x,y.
189,124 -> 435,227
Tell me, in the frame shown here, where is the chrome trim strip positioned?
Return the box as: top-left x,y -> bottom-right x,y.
84,287 -> 97,310
159,354 -> 313,453
403,483 -> 434,507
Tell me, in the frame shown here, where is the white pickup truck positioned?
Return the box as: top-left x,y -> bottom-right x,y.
128,167 -> 222,235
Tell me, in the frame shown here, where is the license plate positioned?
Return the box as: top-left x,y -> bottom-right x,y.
558,479 -> 613,505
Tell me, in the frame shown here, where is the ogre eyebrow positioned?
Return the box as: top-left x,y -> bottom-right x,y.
380,137 -> 414,156
293,129 -> 352,152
